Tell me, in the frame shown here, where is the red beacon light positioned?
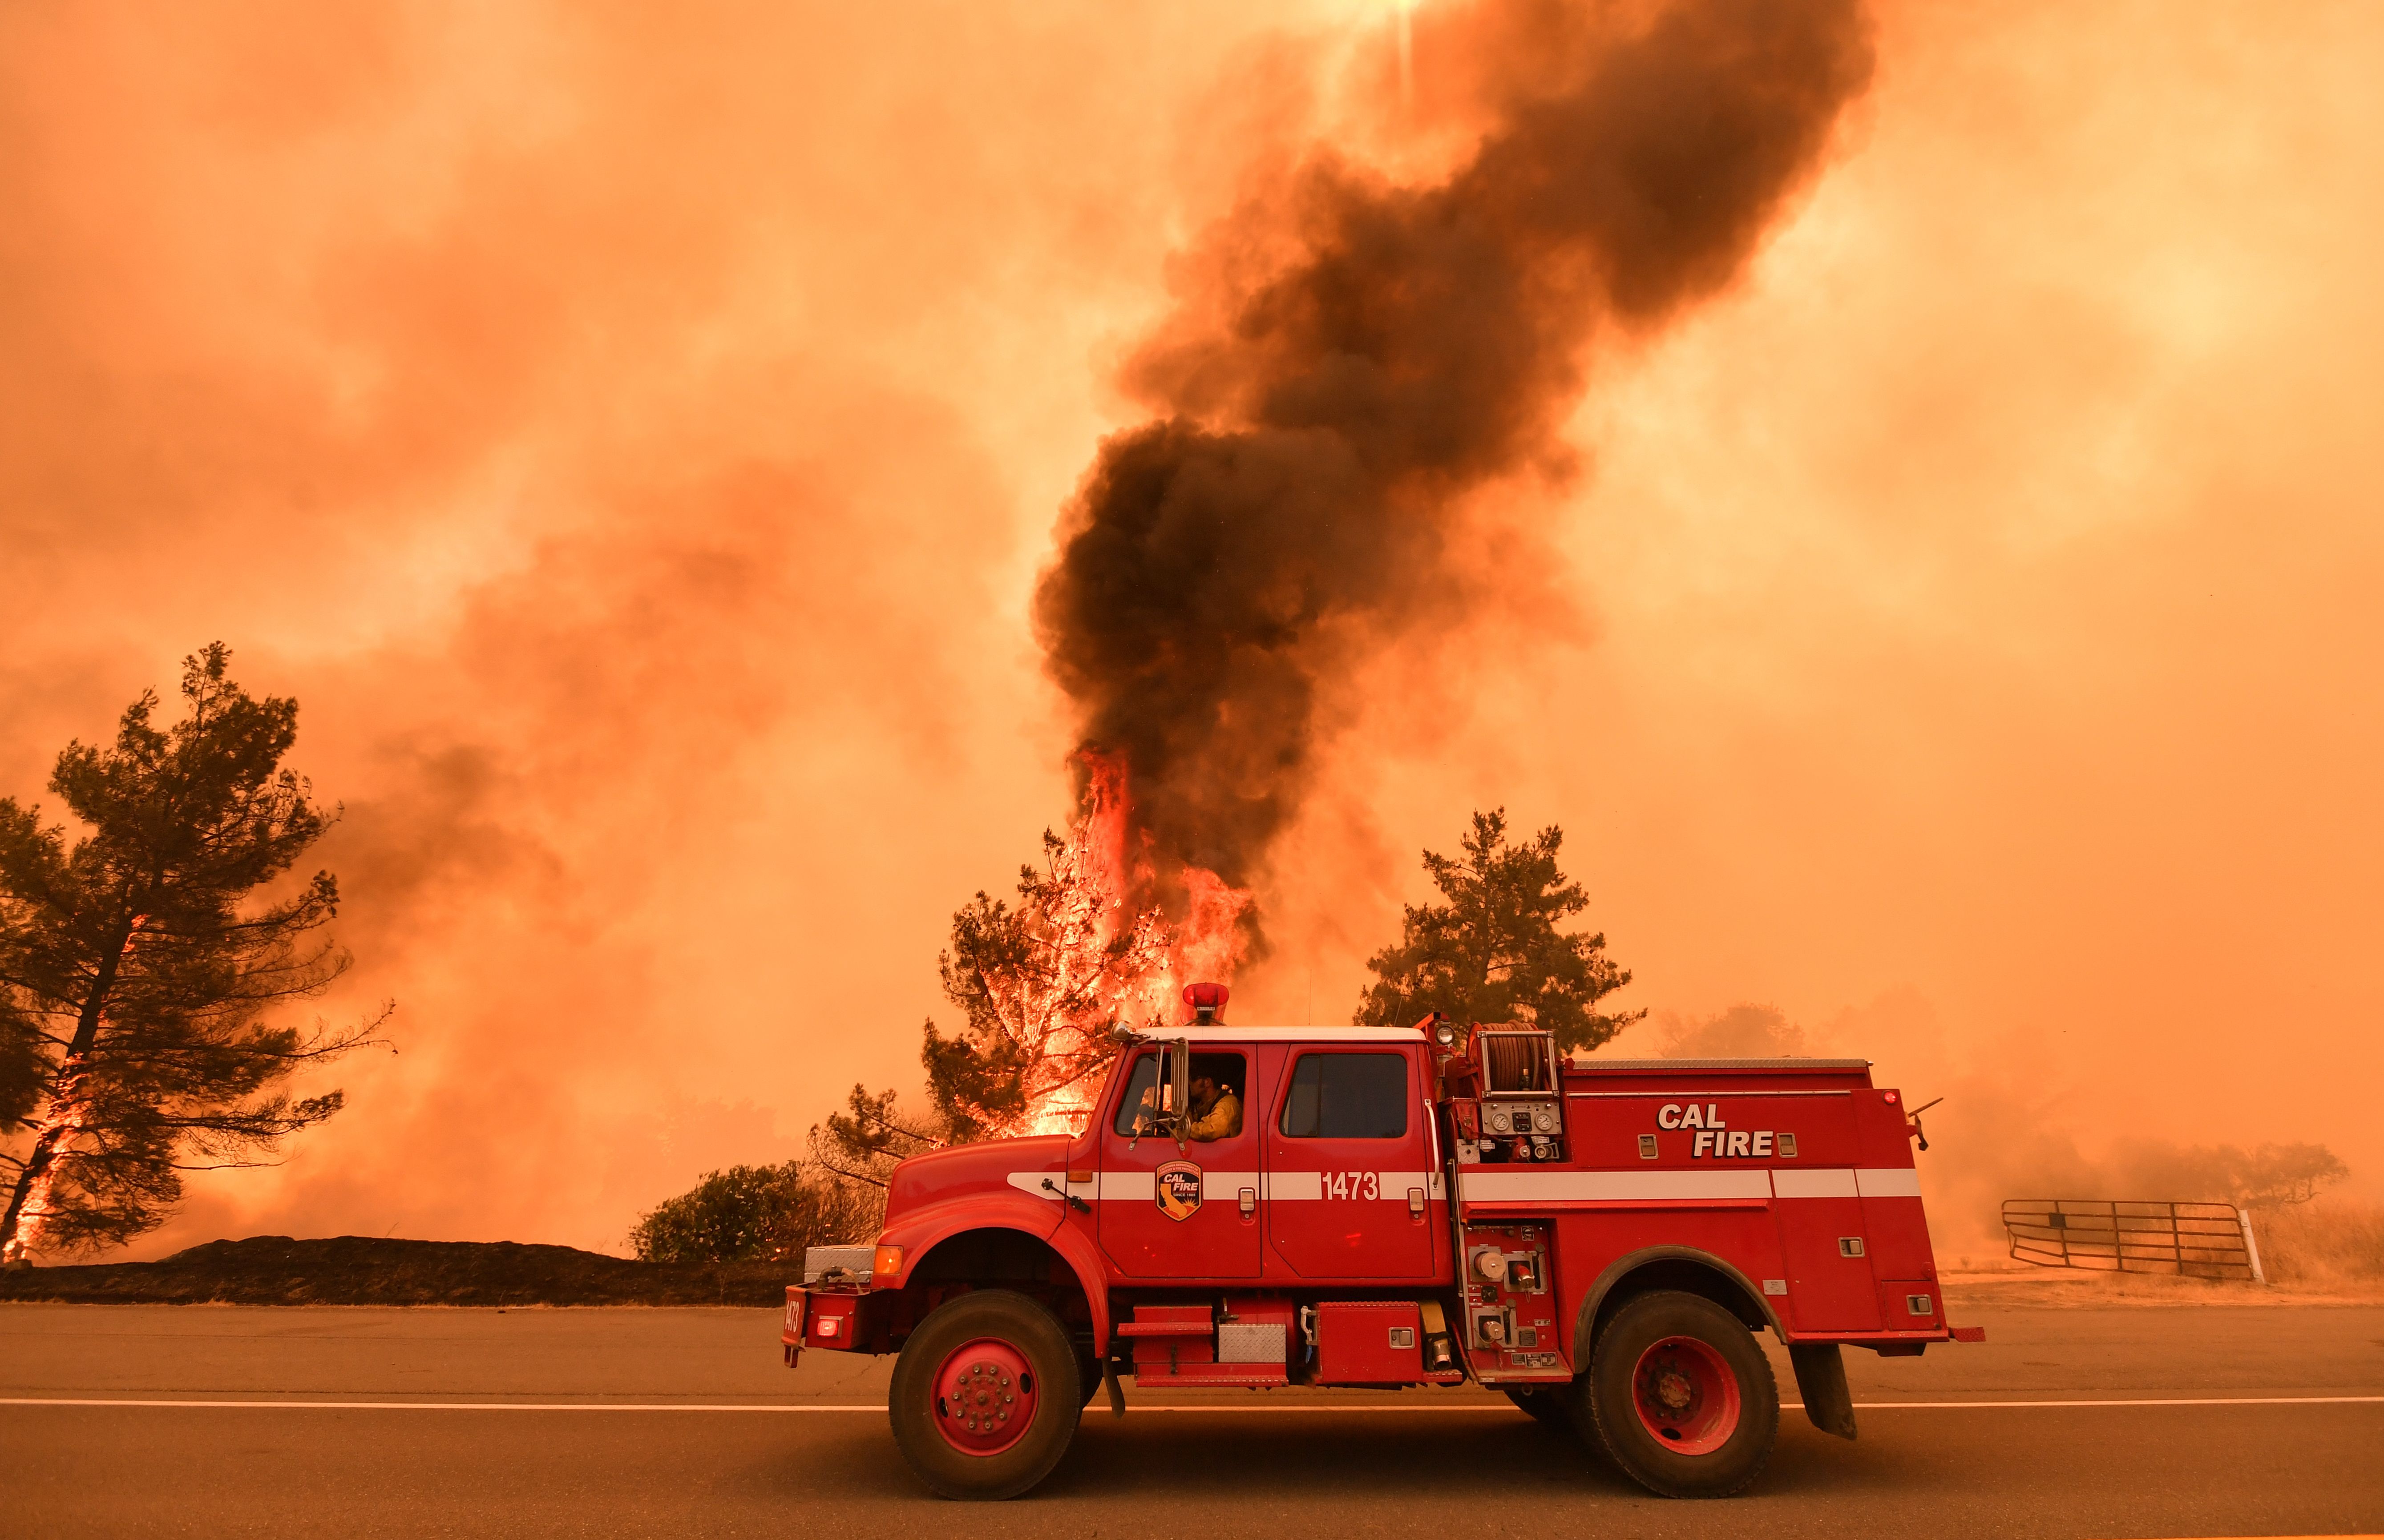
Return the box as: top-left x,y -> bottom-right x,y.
1183,981 -> 1230,1025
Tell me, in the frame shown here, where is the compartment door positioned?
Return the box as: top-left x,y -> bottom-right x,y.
1770,1171 -> 1883,1330
1767,1089 -> 1882,1331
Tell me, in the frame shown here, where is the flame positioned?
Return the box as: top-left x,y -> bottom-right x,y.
1,917 -> 134,1261
3,1064 -> 90,1264
1167,866 -> 1250,1006
1007,752 -> 1252,1138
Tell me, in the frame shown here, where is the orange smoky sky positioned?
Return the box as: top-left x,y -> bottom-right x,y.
3,0 -> 2379,1258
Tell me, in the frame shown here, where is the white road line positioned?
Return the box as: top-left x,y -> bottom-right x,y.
1837,1396 -> 2384,1410
1107,1398 -> 2384,1414
3,1395 -> 2380,1412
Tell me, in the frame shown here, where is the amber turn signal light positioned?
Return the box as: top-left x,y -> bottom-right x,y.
871,1245 -> 904,1278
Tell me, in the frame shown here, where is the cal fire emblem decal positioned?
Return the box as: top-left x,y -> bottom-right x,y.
1154,1160 -> 1203,1222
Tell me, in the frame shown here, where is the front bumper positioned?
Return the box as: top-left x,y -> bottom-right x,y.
781,1286 -> 877,1367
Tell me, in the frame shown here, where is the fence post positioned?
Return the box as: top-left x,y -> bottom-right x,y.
2235,1206 -> 2266,1284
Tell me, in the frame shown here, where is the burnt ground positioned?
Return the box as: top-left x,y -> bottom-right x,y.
0,1236 -> 793,1306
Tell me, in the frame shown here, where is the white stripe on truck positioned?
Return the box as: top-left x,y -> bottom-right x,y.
1462,1167 -> 1921,1203
1015,1170 -> 1446,1202
1015,1165 -> 1916,1205
1771,1167 -> 1858,1199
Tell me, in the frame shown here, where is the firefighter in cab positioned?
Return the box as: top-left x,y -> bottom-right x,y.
1187,1076 -> 1241,1141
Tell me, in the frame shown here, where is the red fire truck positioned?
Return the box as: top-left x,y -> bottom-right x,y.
783,989 -> 1980,1500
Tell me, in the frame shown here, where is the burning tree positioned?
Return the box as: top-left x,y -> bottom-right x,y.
812,755 -> 1246,1185
0,645 -> 383,1262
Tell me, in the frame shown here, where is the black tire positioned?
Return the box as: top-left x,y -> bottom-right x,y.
1503,1383 -> 1574,1428
1078,1351 -> 1104,1407
888,1290 -> 1083,1500
1579,1290 -> 1778,1499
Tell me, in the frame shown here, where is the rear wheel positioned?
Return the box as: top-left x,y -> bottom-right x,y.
1580,1290 -> 1778,1498
888,1290 -> 1083,1500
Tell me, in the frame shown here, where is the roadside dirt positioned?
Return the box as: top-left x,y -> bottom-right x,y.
0,1235 -> 792,1306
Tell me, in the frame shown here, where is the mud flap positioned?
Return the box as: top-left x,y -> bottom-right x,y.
1418,1298 -> 1455,1373
1789,1342 -> 1858,1440
1103,1358 -> 1127,1419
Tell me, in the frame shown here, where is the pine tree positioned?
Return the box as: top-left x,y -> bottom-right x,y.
0,645 -> 384,1261
1355,809 -> 1642,1055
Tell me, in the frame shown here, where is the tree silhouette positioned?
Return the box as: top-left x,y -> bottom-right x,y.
0,645 -> 384,1261
1356,809 -> 1642,1055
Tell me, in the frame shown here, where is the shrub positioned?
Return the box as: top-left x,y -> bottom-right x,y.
629,1161 -> 871,1265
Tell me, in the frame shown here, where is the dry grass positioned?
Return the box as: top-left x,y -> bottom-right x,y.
1933,1198 -> 2384,1307
2251,1198 -> 2384,1286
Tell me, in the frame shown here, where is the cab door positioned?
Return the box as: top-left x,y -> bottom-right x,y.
1262,1044 -> 1437,1280
1098,1043 -> 1263,1279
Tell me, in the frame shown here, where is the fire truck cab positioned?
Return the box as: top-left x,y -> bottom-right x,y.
784,1003 -> 1979,1500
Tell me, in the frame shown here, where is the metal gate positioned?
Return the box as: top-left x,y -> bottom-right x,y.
2001,1199 -> 2264,1282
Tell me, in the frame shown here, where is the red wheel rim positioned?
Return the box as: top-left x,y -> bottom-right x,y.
1630,1334 -> 1741,1455
931,1338 -> 1038,1457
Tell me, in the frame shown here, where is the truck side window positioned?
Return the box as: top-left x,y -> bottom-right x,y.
1278,1052 -> 1408,1139
1112,1049 -> 1248,1137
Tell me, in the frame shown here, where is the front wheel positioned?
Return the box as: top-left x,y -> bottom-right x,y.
1580,1290 -> 1779,1498
888,1290 -> 1083,1500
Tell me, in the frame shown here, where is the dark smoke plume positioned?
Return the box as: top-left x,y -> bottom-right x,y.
1034,0 -> 1874,907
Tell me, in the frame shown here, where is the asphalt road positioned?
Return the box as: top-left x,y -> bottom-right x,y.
4,1300 -> 2380,1539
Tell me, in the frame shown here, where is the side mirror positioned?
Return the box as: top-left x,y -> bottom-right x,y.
1169,1038 -> 1191,1152
1128,1040 -> 1195,1151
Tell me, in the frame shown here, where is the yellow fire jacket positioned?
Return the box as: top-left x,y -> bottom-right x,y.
1188,1092 -> 1242,1142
